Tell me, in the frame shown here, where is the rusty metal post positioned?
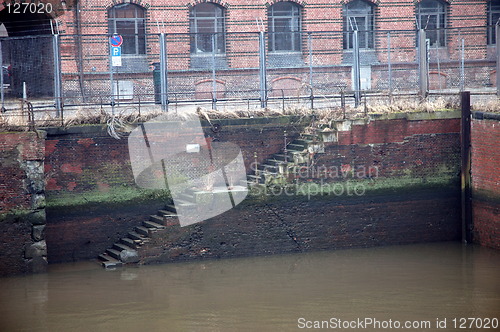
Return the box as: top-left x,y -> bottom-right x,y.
460,91 -> 472,244
496,24 -> 500,97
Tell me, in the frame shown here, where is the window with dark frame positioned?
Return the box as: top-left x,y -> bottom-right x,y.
488,0 -> 500,45
108,3 -> 146,55
268,1 -> 302,52
189,3 -> 226,54
416,0 -> 447,47
343,0 -> 375,50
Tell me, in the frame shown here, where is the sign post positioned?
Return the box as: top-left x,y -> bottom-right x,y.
109,34 -> 123,115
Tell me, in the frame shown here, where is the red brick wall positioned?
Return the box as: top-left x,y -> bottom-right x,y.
0,132 -> 45,212
44,114 -> 465,263
0,132 -> 47,276
471,113 -> 500,250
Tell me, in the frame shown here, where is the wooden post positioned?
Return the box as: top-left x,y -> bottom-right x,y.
460,91 -> 472,244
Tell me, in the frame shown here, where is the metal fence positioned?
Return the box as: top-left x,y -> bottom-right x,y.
0,25 -> 498,127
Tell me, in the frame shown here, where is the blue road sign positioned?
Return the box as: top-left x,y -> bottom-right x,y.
110,35 -> 123,47
112,46 -> 121,56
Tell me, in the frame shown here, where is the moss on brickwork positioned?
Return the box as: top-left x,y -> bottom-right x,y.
248,173 -> 459,202
46,187 -> 171,210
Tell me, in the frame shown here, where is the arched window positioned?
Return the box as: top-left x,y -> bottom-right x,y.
108,3 -> 146,55
488,0 -> 500,45
189,3 -> 226,54
343,0 -> 375,49
416,0 -> 447,47
268,1 -> 302,52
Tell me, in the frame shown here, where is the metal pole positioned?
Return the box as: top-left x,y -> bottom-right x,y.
211,34 -> 217,110
497,24 -> 500,97
109,37 -> 115,116
353,30 -> 361,107
308,32 -> 313,89
53,34 -> 62,117
460,38 -> 465,91
418,29 -> 428,98
159,33 -> 168,112
460,91 -> 472,244
0,40 -> 4,112
259,31 -> 267,108
436,42 -> 442,90
387,32 -> 392,94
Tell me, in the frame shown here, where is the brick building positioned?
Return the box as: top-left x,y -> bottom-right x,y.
0,0 -> 497,102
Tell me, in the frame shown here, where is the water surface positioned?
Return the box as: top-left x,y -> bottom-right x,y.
0,242 -> 499,331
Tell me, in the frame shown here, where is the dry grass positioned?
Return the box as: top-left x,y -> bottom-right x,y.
1,93 -> 499,132
472,99 -> 500,113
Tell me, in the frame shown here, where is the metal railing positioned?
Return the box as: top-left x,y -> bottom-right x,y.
0,26 -> 497,129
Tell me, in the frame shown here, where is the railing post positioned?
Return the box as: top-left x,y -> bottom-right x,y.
211,33 -> 217,110
387,32 -> 392,94
258,31 -> 268,109
159,33 -> 168,112
109,35 -> 115,116
53,34 -> 62,117
460,91 -> 472,244
308,32 -> 313,92
496,24 -> 500,97
460,38 -> 465,91
418,29 -> 428,99
352,30 -> 361,107
0,40 -> 4,112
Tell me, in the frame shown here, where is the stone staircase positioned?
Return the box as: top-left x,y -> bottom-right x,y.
98,209 -> 178,268
245,131 -> 322,186
98,129 -> 327,269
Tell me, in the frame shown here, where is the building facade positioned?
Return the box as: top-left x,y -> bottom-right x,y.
0,0 -> 496,103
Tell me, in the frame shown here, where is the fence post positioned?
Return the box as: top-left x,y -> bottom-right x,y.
0,40 -> 4,112
496,24 -> 500,97
352,30 -> 361,107
387,32 -> 392,94
109,36 -> 115,116
436,42 -> 442,90
159,33 -> 168,112
418,29 -> 428,98
308,32 -> 313,91
460,38 -> 465,91
258,31 -> 268,109
460,91 -> 472,244
53,34 -> 62,117
211,34 -> 217,110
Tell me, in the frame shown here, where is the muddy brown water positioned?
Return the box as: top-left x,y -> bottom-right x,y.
0,242 -> 499,331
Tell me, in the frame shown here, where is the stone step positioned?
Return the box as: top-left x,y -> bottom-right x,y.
113,242 -> 133,252
163,204 -> 177,213
288,143 -> 306,151
106,248 -> 121,260
98,253 -> 109,261
294,138 -> 314,145
301,133 -> 317,140
273,154 -> 289,162
158,209 -> 177,217
135,226 -> 150,236
143,220 -> 166,229
247,174 -> 263,183
99,254 -> 123,269
175,199 -> 197,209
179,193 -> 195,202
240,179 -> 254,187
128,231 -> 146,241
149,214 -> 164,224
259,164 -> 278,172
120,237 -> 137,249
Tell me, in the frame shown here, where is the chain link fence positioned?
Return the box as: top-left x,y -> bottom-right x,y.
0,26 -> 497,128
